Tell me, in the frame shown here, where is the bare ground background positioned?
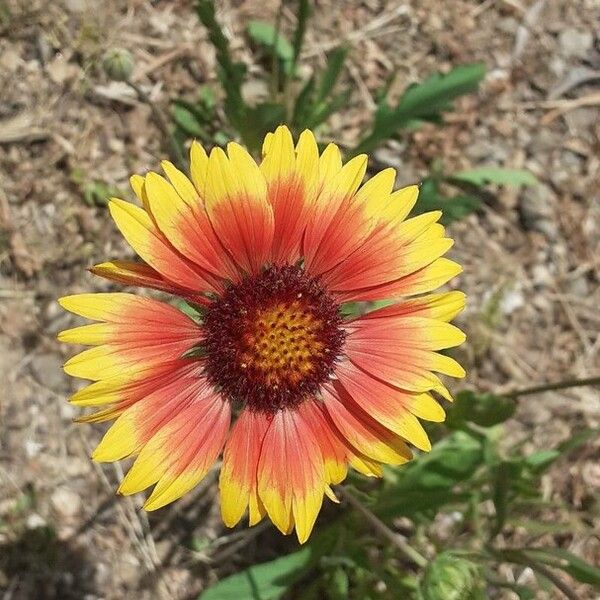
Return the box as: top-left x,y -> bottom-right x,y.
0,0 -> 598,598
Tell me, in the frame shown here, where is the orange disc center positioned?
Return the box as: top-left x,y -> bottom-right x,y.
239,300 -> 325,389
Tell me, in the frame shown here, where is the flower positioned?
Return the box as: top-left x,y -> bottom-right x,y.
59,126 -> 465,543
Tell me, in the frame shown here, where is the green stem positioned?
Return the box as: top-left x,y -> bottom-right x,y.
506,376 -> 600,399
338,486 -> 428,568
127,80 -> 186,171
270,2 -> 284,104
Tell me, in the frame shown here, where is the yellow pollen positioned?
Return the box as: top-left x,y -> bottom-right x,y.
240,301 -> 324,388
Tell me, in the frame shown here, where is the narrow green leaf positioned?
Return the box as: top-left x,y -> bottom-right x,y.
315,46 -> 348,105
196,0 -> 250,143
305,89 -> 351,129
327,568 -> 350,600
292,0 -> 311,68
172,104 -> 208,138
291,75 -> 316,128
524,548 -> 600,587
351,62 -> 485,155
390,62 -> 485,126
522,428 -> 596,474
247,20 -> 295,75
452,167 -> 538,187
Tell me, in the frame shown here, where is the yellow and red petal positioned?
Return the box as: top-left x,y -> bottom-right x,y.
356,291 -> 466,323
92,365 -> 207,461
260,126 -> 319,264
204,145 -> 274,275
258,408 -> 326,543
303,153 -> 369,276
323,217 -> 452,294
321,383 -> 413,463
69,359 -> 198,407
108,198 -> 217,293
58,293 -> 202,346
337,257 -> 463,303
219,409 -> 271,528
59,293 -> 202,380
346,315 -> 465,352
118,392 -> 230,510
344,315 -> 465,396
334,361 -> 439,451
299,399 -> 348,487
144,171 -> 238,282
89,260 -> 207,303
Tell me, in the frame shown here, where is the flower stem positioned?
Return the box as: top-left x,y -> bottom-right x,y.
127,80 -> 187,171
506,375 -> 600,399
338,486 -> 428,568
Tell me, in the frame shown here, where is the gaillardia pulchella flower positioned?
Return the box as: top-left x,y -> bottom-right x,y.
59,126 -> 465,543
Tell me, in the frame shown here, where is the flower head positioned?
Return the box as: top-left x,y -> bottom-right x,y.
59,126 -> 465,543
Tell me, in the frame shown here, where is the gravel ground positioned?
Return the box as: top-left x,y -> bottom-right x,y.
0,1 -> 598,598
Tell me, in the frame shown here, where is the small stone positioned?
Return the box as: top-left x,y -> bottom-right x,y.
30,353 -> 67,392
566,276 -> 589,297
47,53 -> 80,85
531,264 -> 552,287
26,513 -> 47,529
25,439 -> 43,458
51,487 -> 82,519
500,289 -> 525,314
0,48 -> 23,72
558,28 -> 593,59
518,184 -> 558,238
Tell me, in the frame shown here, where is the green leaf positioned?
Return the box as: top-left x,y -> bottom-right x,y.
524,548 -> 600,587
173,299 -> 205,322
412,178 -> 481,225
375,431 -> 483,520
244,102 -> 287,151
305,89 -> 352,129
315,47 -> 348,105
247,20 -> 295,75
524,428 -> 596,474
292,0 -> 311,68
451,167 -> 538,187
351,63 -> 485,155
394,63 -> 485,123
172,104 -> 208,138
446,391 -> 516,429
199,547 -> 313,600
199,527 -> 339,600
291,75 -> 316,128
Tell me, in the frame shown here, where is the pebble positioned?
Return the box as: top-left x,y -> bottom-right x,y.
30,353 -> 67,392
566,275 -> 590,297
51,486 -> 82,519
500,289 -> 525,314
26,513 -> 47,529
558,28 -> 593,59
519,184 -> 558,239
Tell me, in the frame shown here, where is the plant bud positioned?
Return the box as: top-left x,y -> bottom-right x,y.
102,48 -> 134,82
419,552 -> 485,600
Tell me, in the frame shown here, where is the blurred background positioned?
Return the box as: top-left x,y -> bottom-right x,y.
0,0 -> 598,598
